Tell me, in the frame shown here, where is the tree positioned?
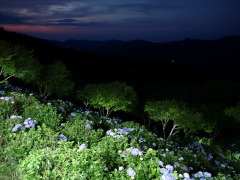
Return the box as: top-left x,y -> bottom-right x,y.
78,81 -> 137,117
37,61 -> 74,98
175,110 -> 203,137
196,102 -> 229,140
144,99 -> 185,140
144,99 -> 204,140
224,102 -> 240,123
0,41 -> 41,84
77,84 -> 98,108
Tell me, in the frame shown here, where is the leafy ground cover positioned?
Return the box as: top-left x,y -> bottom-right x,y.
0,84 -> 240,180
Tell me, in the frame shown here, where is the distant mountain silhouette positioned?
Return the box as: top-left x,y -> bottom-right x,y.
52,36 -> 240,81
2,29 -> 240,107
1,29 -> 240,86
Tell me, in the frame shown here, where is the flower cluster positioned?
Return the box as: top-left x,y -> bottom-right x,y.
0,90 -> 4,95
56,134 -> 67,141
126,167 -> 136,179
121,147 -> 143,157
70,112 -> 76,117
0,96 -> 14,103
192,171 -> 212,179
78,143 -> 87,151
160,164 -> 176,180
11,116 -> 36,132
85,119 -> 92,129
106,127 -> 135,138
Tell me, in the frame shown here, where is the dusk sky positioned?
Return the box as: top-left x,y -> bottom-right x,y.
0,0 -> 240,42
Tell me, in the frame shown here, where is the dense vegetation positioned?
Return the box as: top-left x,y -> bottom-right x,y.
1,35 -> 240,179
1,83 -> 240,179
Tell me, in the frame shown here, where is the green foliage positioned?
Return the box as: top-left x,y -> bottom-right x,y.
77,83 -> 98,108
1,83 -> 240,180
22,102 -> 62,131
0,96 -> 16,119
144,99 -> 184,140
176,111 -> 204,137
20,141 -> 106,179
224,102 -> 240,123
60,113 -> 104,147
0,41 -> 41,83
78,81 -> 137,117
118,121 -> 160,149
145,100 -> 206,140
3,124 -> 58,164
145,100 -> 182,122
195,102 -> 229,139
37,61 -> 74,98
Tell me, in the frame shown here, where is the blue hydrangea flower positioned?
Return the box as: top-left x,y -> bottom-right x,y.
161,174 -> 176,180
174,162 -> 180,167
121,151 -> 126,158
142,144 -> 148,151
106,130 -> 116,136
0,96 -> 13,102
56,134 -> 67,141
70,112 -> 76,117
179,157 -> 184,161
182,165 -> 188,171
203,172 -> 212,178
12,123 -> 22,132
24,118 -> 36,128
183,173 -> 190,179
126,168 -> 136,178
160,168 -> 169,175
117,127 -> 134,135
221,163 -> 227,168
59,107 -> 65,112
126,147 -> 142,156
85,124 -> 92,129
193,171 -> 203,178
158,160 -> 164,167
79,143 -> 87,150
10,115 -> 23,119
138,137 -> 145,143
119,166 -> 124,171
169,151 -> 174,155
114,117 -> 122,124
165,165 -> 174,172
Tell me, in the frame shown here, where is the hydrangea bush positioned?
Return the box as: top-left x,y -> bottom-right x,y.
0,84 -> 240,179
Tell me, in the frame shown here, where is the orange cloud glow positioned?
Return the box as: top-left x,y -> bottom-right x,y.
2,24 -> 89,34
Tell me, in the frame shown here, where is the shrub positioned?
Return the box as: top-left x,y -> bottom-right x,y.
3,124 -> 58,164
20,141 -> 106,179
60,113 -> 104,147
22,102 -> 62,131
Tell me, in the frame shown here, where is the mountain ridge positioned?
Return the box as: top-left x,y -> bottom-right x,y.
1,28 -> 240,83
51,35 -> 240,81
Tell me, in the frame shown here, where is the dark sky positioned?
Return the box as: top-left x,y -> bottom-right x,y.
0,0 -> 240,42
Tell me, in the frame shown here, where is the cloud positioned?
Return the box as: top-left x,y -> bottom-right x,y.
0,0 -> 240,41
0,13 -> 30,24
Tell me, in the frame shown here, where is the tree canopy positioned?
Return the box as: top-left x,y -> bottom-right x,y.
144,99 -> 204,140
0,41 -> 41,83
37,61 -> 74,98
78,81 -> 137,117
